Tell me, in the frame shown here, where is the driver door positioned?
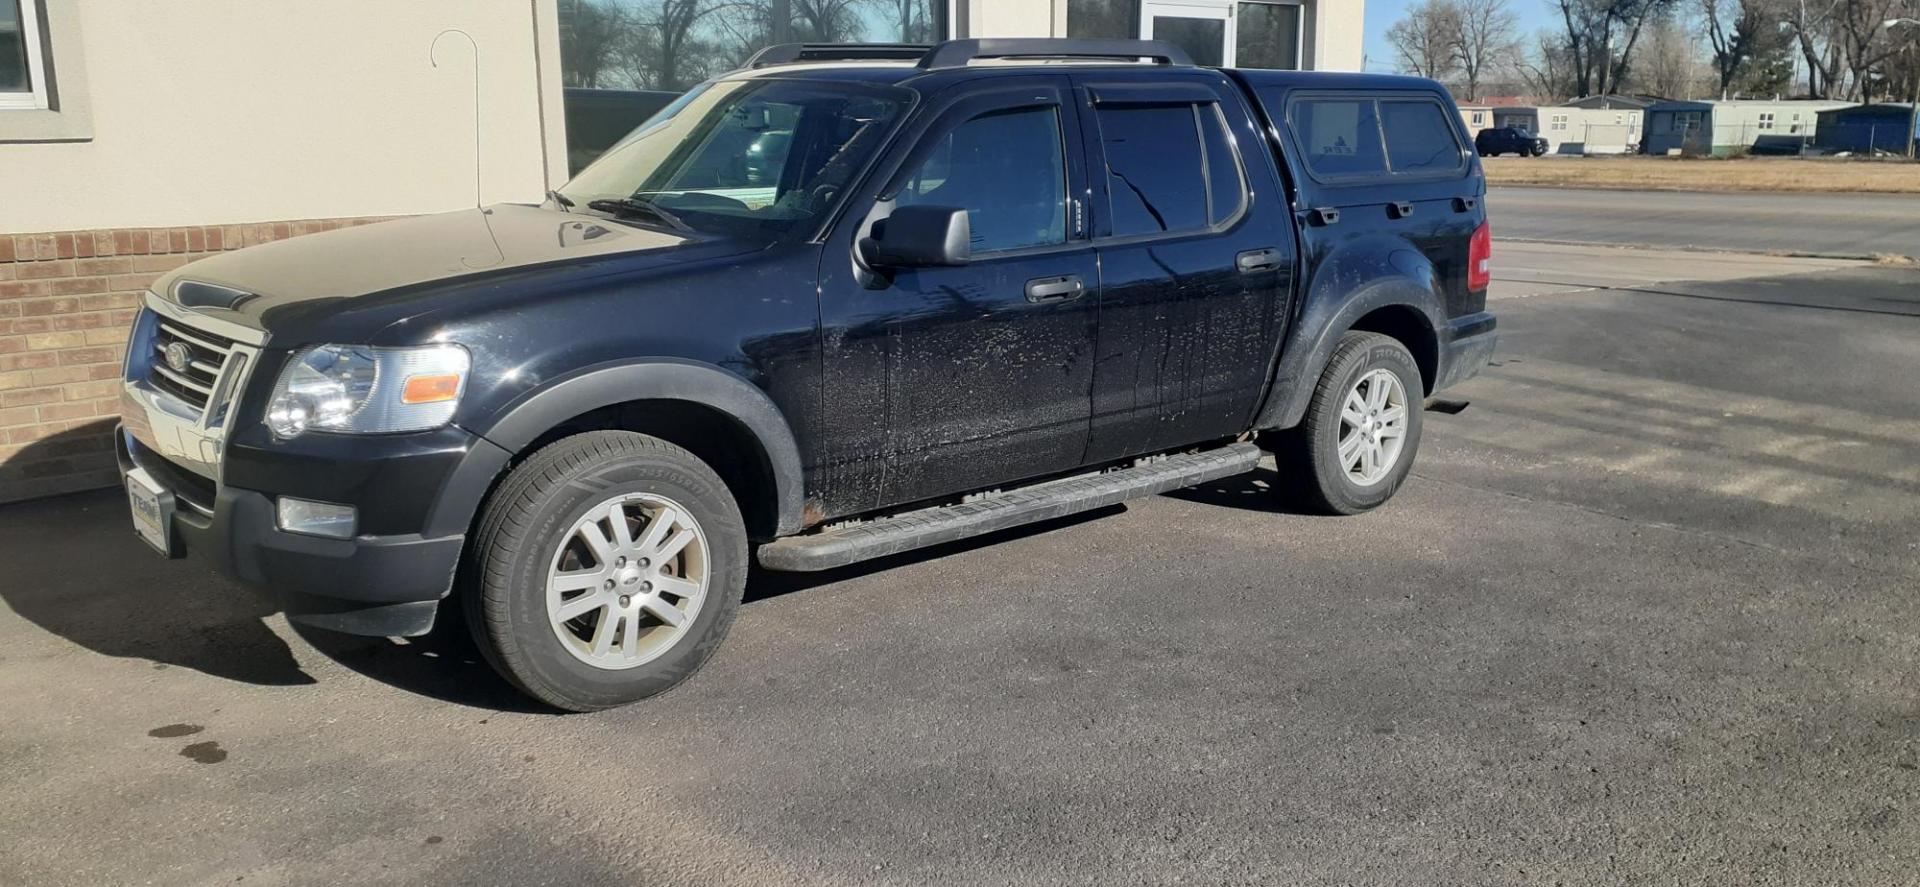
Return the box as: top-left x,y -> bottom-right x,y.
811,77 -> 1100,515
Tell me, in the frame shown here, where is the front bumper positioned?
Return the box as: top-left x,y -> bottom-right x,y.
117,426 -> 476,637
1434,311 -> 1498,392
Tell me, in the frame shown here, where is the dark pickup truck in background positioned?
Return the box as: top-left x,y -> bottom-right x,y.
117,39 -> 1496,711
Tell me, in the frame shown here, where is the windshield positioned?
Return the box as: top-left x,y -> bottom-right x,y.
560,78 -> 912,242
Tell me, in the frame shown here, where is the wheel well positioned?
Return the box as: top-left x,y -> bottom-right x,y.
1349,305 -> 1438,395
521,399 -> 782,541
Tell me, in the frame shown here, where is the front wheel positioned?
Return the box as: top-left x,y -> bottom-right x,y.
464,431 -> 748,711
1266,332 -> 1424,515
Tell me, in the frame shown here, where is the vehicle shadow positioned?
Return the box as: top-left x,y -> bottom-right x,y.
0,423 -> 317,687
1161,464 -> 1325,515
288,602 -> 550,714
1,420 -> 1133,710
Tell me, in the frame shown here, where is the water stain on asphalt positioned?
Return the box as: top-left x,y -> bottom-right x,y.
179,741 -> 227,764
147,723 -> 204,738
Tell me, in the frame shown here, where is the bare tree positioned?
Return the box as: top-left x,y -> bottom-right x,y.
559,0 -> 631,87
790,0 -> 868,42
1636,12 -> 1701,98
1784,0 -> 1846,96
1449,0 -> 1519,100
1518,28 -> 1580,99
1834,0 -> 1906,99
1701,0 -> 1765,95
1389,0 -> 1465,80
1551,0 -> 1679,97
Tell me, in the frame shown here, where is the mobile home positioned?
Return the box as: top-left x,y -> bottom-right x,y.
1490,106 -> 1642,154
1643,99 -> 1851,156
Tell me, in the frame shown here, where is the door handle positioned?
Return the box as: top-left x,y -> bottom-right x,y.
1452,196 -> 1477,213
1236,248 -> 1283,273
1389,201 -> 1415,219
1307,206 -> 1341,226
1025,274 -> 1085,303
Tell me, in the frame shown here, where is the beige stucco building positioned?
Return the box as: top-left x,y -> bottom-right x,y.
0,0 -> 1362,502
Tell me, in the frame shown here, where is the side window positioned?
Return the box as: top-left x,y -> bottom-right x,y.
1380,100 -> 1465,175
1290,99 -> 1386,178
1091,100 -> 1246,237
896,105 -> 1067,254
1094,103 -> 1208,236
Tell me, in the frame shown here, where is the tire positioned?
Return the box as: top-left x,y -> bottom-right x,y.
1267,332 -> 1424,516
464,431 -> 748,712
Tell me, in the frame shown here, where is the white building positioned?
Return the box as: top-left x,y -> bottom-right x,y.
0,0 -> 1363,502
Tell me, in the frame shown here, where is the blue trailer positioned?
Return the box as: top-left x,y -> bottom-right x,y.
1814,103 -> 1919,154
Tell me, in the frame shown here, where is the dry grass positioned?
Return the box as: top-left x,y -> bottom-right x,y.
1484,155 -> 1920,194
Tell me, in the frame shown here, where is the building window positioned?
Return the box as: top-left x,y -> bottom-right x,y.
1077,1 -> 1304,70
1,0 -> 49,111
1235,0 -> 1302,70
1067,0 -> 1138,39
1758,112 -> 1774,131
558,0 -> 949,92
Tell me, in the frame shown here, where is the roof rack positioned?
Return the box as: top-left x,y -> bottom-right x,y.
918,38 -> 1194,70
746,43 -> 934,68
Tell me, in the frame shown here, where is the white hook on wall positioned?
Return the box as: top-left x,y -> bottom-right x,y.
431,28 -> 483,209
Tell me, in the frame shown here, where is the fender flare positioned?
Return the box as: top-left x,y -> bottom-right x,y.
1254,256 -> 1446,432
429,358 -> 809,539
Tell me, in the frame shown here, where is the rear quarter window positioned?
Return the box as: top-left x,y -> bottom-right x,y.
1287,93 -> 1468,182
1379,100 -> 1466,175
1290,98 -> 1386,179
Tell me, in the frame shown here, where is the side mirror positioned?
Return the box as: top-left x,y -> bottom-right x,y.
861,205 -> 971,269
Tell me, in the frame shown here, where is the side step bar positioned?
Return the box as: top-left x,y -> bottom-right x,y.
757,442 -> 1263,572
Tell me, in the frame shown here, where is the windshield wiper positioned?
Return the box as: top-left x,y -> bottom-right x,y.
548,190 -> 575,210
586,196 -> 691,233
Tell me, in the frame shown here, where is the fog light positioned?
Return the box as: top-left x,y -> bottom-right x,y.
276,497 -> 357,540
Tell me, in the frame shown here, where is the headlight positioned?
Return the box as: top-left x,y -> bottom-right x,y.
265,344 -> 469,439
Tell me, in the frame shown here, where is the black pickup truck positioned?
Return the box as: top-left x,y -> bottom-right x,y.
117,39 -> 1496,711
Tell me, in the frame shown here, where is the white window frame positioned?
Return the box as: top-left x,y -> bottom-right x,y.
1,0 -> 50,111
1757,112 -> 1774,131
1137,0 -> 1306,71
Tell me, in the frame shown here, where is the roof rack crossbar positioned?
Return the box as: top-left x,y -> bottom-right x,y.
917,38 -> 1195,70
747,43 -> 934,68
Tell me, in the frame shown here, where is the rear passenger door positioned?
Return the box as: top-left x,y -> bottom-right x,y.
1073,76 -> 1296,462
1284,91 -> 1482,319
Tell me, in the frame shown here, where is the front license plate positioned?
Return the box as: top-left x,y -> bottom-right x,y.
125,467 -> 176,556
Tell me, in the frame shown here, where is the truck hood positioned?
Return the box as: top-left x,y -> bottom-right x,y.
150,204 -> 715,339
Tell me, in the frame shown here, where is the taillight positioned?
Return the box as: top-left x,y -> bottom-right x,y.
1468,220 -> 1492,292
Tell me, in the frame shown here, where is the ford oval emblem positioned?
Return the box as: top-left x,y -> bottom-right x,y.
164,341 -> 194,374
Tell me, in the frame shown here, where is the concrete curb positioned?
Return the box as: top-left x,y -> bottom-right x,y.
1501,236 -> 1901,264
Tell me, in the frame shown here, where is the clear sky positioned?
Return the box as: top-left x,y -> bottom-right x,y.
1362,0 -> 1562,74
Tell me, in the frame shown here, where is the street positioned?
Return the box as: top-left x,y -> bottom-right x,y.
1491,186 -> 1920,257
4,242 -> 1920,885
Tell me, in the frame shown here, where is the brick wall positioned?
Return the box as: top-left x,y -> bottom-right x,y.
0,217 -> 387,504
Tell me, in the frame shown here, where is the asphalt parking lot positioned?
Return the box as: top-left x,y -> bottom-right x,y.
3,243 -> 1919,885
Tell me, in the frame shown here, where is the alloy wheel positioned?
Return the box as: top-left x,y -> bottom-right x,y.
546,493 -> 709,670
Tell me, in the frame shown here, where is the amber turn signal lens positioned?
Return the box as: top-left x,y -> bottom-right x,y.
400,373 -> 462,404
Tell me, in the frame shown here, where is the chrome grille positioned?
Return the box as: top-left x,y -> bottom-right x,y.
148,319 -> 240,414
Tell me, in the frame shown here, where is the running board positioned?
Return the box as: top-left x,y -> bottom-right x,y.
757,442 -> 1263,572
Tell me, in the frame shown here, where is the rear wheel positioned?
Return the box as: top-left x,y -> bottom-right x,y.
1267,332 -> 1424,515
465,431 -> 747,711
